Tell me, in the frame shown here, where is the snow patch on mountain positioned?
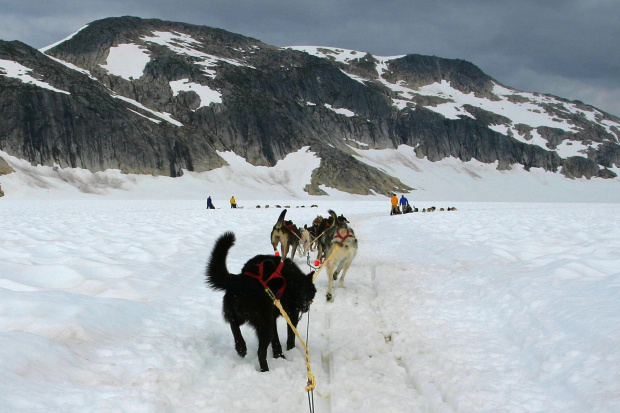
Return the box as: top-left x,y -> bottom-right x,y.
169,79 -> 222,108
0,59 -> 70,94
45,55 -> 96,79
100,43 -> 150,80
213,147 -> 320,197
288,45 -> 404,64
141,31 -> 205,58
140,31 -> 255,79
339,69 -> 368,85
113,94 -> 183,126
414,81 -> 576,131
324,103 -> 356,117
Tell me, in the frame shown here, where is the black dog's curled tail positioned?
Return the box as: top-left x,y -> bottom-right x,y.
328,209 -> 337,224
274,208 -> 287,229
205,231 -> 236,291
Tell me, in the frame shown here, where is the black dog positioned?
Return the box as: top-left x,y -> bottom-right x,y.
205,232 -> 316,372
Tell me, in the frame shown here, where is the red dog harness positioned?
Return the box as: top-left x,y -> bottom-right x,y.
282,220 -> 302,241
334,228 -> 353,245
244,260 -> 287,300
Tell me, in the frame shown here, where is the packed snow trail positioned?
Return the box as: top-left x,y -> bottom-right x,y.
358,204 -> 620,413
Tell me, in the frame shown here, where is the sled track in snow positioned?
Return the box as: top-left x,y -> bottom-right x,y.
369,264 -> 456,412
315,245 -> 453,412
321,304 -> 334,413
369,265 -> 430,407
370,266 -> 415,391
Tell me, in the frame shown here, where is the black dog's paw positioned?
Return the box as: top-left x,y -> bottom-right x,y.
286,342 -> 295,351
235,340 -> 247,358
272,347 -> 284,359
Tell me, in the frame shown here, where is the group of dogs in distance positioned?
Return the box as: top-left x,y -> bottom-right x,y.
205,209 -> 357,371
393,205 -> 458,214
255,204 -> 319,209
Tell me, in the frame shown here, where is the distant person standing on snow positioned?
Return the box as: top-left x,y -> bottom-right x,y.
390,194 -> 400,215
399,194 -> 409,209
230,196 -> 237,209
207,196 -> 215,209
400,194 -> 413,213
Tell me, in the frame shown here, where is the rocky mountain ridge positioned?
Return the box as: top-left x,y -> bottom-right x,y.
1,16 -> 619,196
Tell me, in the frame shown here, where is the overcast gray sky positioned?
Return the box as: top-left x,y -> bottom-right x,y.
1,0 -> 618,117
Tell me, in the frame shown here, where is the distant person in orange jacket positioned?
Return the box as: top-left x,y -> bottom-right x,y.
390,193 -> 400,215
230,196 -> 237,209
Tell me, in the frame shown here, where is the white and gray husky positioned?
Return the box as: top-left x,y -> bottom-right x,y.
321,210 -> 358,302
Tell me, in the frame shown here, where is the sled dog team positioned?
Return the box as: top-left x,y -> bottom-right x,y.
205,208 -> 358,371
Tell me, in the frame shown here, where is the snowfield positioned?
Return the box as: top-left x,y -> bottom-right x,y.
1,149 -> 619,412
